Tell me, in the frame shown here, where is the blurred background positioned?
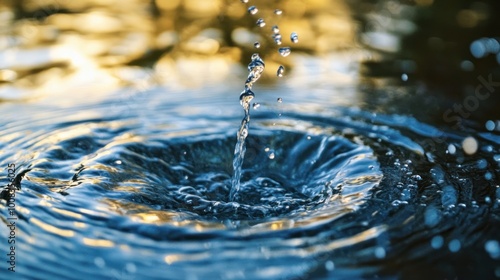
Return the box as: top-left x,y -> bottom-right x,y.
0,0 -> 499,125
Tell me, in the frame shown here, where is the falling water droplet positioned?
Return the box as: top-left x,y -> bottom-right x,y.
274,9 -> 282,15
273,34 -> 282,45
277,97 -> 283,103
278,47 -> 291,57
254,41 -> 260,48
401,73 -> 408,81
248,6 -> 258,15
256,18 -> 265,27
272,25 -> 280,34
290,32 -> 299,43
253,103 -> 260,109
277,65 -> 285,77
241,0 -> 248,3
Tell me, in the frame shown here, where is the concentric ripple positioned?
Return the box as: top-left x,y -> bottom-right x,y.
1,88 -> 499,279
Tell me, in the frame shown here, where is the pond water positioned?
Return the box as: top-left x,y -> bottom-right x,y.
1,0 -> 500,279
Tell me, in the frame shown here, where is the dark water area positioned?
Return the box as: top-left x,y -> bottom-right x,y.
1,1 -> 500,280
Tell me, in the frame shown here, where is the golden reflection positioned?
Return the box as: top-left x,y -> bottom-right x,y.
315,225 -> 387,253
52,207 -> 83,220
31,217 -> 75,237
74,221 -> 87,228
164,252 -> 211,264
0,0 -> 357,102
82,238 -> 115,248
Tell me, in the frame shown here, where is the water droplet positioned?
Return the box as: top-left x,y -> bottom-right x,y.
252,103 -> 260,109
411,175 -> 422,181
278,47 -> 291,57
447,144 -> 456,155
448,239 -> 461,253
485,240 -> 500,259
375,247 -> 386,259
241,0 -> 248,3
273,33 -> 282,45
277,97 -> 283,103
401,73 -> 408,81
114,160 -> 122,165
486,120 -> 496,131
391,200 -> 401,206
290,32 -> 299,43
325,260 -> 334,271
271,25 -> 280,34
431,236 -> 444,249
277,65 -> 285,77
306,136 -> 311,140
248,6 -> 258,15
268,152 -> 275,159
274,9 -> 282,15
424,206 -> 440,227
485,172 -> 493,180
462,136 -> 478,155
256,18 -> 265,27
477,159 -> 488,169
254,41 -> 260,48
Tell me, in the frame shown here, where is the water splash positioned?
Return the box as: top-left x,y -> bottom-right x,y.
230,53 -> 265,201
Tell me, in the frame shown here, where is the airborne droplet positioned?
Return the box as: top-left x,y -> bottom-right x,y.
271,25 -> 280,34
290,32 -> 298,43
278,47 -> 291,57
248,6 -> 258,15
274,9 -> 283,15
273,34 -> 282,45
254,41 -> 261,48
256,18 -> 265,27
277,97 -> 283,103
277,65 -> 285,77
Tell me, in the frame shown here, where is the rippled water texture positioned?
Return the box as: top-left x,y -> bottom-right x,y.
1,0 -> 500,279
1,86 -> 499,279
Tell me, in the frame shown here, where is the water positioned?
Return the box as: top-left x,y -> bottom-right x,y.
1,0 -> 500,279
231,53 -> 265,201
2,83 -> 499,278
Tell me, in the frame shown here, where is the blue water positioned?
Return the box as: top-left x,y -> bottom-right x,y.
1,83 -> 499,279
